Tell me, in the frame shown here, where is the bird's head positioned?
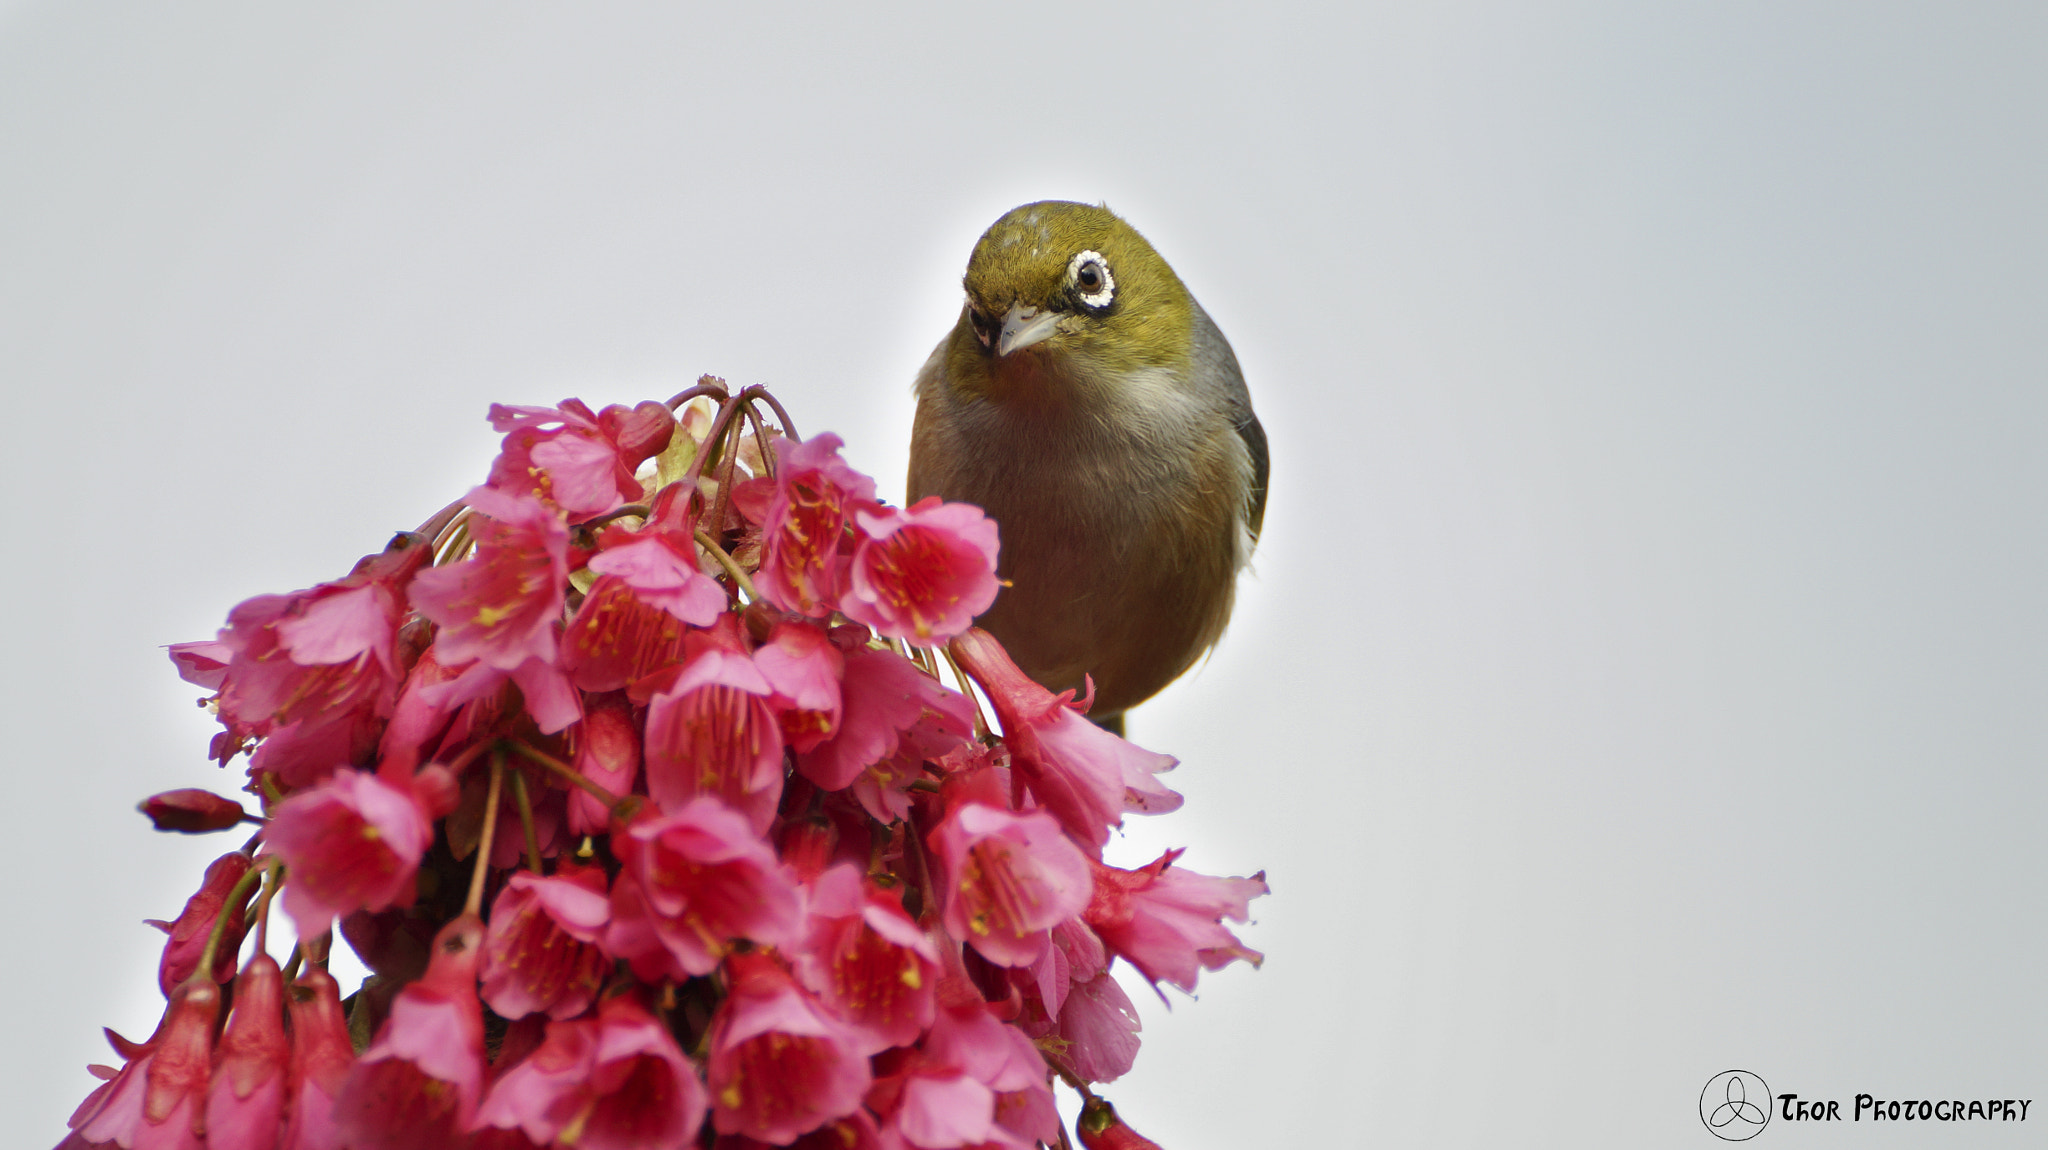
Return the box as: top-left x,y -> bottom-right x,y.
942,201 -> 1193,404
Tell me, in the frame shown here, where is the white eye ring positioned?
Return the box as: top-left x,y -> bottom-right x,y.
1067,250 -> 1115,309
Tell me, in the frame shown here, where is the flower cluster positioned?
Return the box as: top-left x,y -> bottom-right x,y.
66,381 -> 1263,1150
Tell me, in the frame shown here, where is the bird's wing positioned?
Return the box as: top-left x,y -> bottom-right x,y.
1189,301 -> 1269,542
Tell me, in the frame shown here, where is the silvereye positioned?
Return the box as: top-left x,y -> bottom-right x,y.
909,201 -> 1268,730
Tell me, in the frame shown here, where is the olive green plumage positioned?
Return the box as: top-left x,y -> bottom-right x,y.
943,204 -> 1196,389
910,202 -> 1267,724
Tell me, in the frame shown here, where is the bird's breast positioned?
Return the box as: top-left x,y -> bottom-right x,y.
909,349 -> 1248,713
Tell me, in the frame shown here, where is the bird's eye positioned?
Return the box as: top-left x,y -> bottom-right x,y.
1066,250 -> 1115,311
966,304 -> 996,349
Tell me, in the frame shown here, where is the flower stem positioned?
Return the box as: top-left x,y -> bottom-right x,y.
737,383 -> 801,444
939,646 -> 993,740
435,517 -> 474,567
664,376 -> 730,412
252,859 -> 283,958
415,494 -> 469,540
580,503 -> 651,532
509,767 -> 543,873
466,752 -> 505,917
503,740 -> 632,815
695,529 -> 759,603
685,396 -> 745,487
740,403 -> 774,478
195,859 -> 270,981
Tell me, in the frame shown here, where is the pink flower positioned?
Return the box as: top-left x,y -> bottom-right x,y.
479,864 -> 613,1021
204,954 -> 290,1150
707,953 -> 872,1145
191,536 -> 430,786
334,915 -> 488,1150
927,784 -> 1093,968
472,993 -> 708,1150
69,978 -> 219,1150
145,852 -> 251,996
642,635 -> 784,831
167,640 -> 231,690
606,798 -> 803,979
790,864 -> 940,1054
486,398 -> 675,521
563,575 -> 692,694
842,498 -> 999,645
753,619 -> 844,755
280,966 -> 355,1150
565,693 -> 640,835
417,649 -> 585,738
797,643 -> 974,791
583,482 -> 728,625
950,628 -> 1180,853
1083,851 -> 1267,993
265,768 -> 435,937
410,486 -> 570,672
874,996 -> 1056,1149
1053,973 -> 1142,1085
892,1071 -> 1002,1149
922,998 -> 1053,1102
753,433 -> 878,617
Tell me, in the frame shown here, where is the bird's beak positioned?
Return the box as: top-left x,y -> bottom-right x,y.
996,303 -> 1061,357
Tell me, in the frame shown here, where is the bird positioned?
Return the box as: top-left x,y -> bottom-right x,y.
909,201 -> 1267,733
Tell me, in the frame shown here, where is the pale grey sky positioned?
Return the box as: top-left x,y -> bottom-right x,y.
3,4 -> 2043,1146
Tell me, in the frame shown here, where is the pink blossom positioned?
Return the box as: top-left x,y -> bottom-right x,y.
790,864 -> 940,1054
265,768 -> 434,937
566,693 -> 640,835
873,996 -> 1056,1149
842,498 -> 999,645
583,482 -> 727,625
927,789 -> 1092,968
1083,850 -> 1268,993
753,433 -> 878,617
894,1071 -> 1000,1148
70,978 -> 218,1150
280,966 -> 355,1150
413,648 -> 585,738
563,575 -> 693,693
797,643 -> 973,791
335,915 -> 488,1149
707,953 -> 872,1145
190,537 -> 429,785
923,998 -> 1052,1099
473,993 -> 707,1150
479,864 -> 613,1021
145,852 -> 251,996
167,640 -> 231,690
642,637 -> 784,830
753,619 -> 844,755
1054,972 -> 1142,1084
950,628 -> 1180,853
204,954 -> 290,1150
486,398 -> 675,521
606,798 -> 803,979
1009,917 -> 1105,1045
410,486 -> 570,672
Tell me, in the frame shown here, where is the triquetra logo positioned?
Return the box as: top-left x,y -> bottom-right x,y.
1701,1070 -> 1772,1140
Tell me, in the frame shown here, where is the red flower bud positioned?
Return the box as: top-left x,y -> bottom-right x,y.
138,788 -> 246,833
1078,1097 -> 1165,1150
